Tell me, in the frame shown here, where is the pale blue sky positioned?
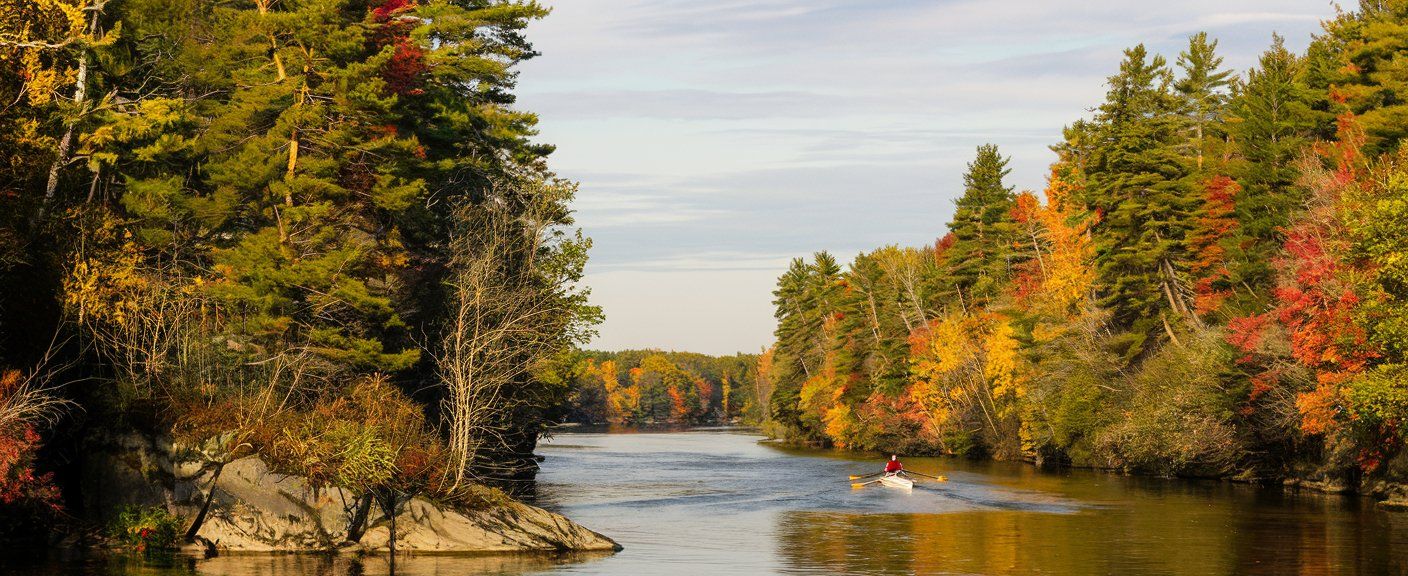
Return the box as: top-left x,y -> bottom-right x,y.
514,0 -> 1333,356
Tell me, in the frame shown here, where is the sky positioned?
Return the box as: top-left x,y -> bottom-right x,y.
513,0 -> 1334,357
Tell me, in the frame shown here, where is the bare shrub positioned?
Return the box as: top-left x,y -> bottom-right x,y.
437,175 -> 595,490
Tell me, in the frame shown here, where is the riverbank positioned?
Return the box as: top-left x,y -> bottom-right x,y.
527,430 -> 1408,575
759,432 -> 1408,511
14,429 -> 1407,575
37,430 -> 619,556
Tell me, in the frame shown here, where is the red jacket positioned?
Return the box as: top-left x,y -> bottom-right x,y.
885,460 -> 902,473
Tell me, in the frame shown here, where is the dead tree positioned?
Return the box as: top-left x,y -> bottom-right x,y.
437,176 -> 583,491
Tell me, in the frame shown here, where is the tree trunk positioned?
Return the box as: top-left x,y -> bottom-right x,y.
343,493 -> 375,543
1161,313 -> 1184,348
184,461 -> 227,542
1029,228 -> 1049,280
36,7 -> 100,224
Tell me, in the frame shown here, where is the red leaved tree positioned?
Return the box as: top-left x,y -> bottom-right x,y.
1187,175 -> 1241,317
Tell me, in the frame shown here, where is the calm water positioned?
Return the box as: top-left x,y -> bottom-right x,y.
528,430 -> 1408,575
6,429 -> 1407,575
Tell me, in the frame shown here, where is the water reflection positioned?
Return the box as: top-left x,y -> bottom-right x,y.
776,493 -> 1408,575
5,551 -> 615,576
10,431 -> 1408,576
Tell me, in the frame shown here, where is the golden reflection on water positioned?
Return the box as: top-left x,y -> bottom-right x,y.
16,432 -> 1408,576
775,494 -> 1408,576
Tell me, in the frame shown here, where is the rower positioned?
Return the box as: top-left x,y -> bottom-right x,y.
884,454 -> 903,474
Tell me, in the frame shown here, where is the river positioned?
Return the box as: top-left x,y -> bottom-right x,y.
527,429 -> 1408,575
8,429 -> 1407,575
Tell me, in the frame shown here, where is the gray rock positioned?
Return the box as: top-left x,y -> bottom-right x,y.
186,456 -> 618,553
180,456 -> 359,551
355,497 -> 622,553
81,432 -> 176,523
85,431 -> 619,554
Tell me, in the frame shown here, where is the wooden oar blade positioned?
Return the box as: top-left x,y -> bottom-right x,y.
903,470 -> 949,482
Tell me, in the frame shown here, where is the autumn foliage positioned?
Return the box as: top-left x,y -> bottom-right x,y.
763,14 -> 1408,484
566,351 -> 759,426
0,371 -> 63,538
1188,176 -> 1241,317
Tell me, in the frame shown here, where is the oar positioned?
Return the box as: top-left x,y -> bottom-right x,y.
848,471 -> 884,480
850,479 -> 882,489
902,470 -> 949,482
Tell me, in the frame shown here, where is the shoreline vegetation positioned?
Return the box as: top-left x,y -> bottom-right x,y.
0,0 -> 609,556
751,6 -> 1408,509
559,350 -> 763,427
4,0 -> 1408,565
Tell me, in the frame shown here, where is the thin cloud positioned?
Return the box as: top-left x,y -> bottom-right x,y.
526,89 -> 855,120
589,251 -> 796,273
518,0 -> 1333,354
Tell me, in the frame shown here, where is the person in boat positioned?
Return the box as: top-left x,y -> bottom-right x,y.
884,454 -> 903,475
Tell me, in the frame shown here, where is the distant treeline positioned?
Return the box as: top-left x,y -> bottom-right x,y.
760,5 -> 1407,487
563,350 -> 761,426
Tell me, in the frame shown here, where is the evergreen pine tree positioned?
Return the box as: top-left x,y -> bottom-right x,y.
1307,0 -> 1408,155
946,144 -> 1017,308
1226,34 -> 1317,297
842,252 -> 909,394
1085,45 -> 1198,340
769,258 -> 816,435
1174,32 -> 1233,172
79,0 -> 562,381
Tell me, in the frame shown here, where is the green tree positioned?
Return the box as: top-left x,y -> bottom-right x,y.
1226,34 -> 1318,297
1085,45 -> 1198,343
841,251 -> 910,394
946,144 -> 1017,308
1307,0 -> 1408,155
1174,32 -> 1233,172
48,0 -> 589,480
768,253 -> 841,439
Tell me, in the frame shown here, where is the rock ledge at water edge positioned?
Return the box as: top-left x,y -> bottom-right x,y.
87,433 -> 620,554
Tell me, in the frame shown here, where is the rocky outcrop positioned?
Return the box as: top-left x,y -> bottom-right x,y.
355,496 -> 621,553
185,456 -> 619,553
178,456 -> 357,551
86,432 -> 619,554
80,431 -> 179,523
1363,477 -> 1408,511
1283,476 -> 1354,495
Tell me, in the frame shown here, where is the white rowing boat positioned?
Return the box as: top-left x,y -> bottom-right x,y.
879,472 -> 913,490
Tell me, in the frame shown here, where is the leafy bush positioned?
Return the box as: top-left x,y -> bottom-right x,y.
1345,365 -> 1408,471
460,483 -> 513,509
0,369 -> 65,542
0,424 -> 63,541
175,372 -> 502,512
111,505 -> 183,553
1096,330 -> 1242,477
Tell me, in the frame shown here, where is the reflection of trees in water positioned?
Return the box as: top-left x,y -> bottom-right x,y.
775,513 -> 918,576
178,552 -> 613,576
775,502 -> 1407,576
1229,493 -> 1405,576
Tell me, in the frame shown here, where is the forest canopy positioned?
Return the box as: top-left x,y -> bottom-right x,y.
0,0 -> 598,540
759,5 -> 1408,484
562,350 -> 762,426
